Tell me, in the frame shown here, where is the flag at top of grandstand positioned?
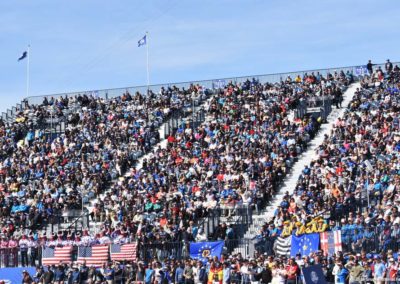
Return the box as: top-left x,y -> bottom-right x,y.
138,35 -> 146,47
77,245 -> 108,266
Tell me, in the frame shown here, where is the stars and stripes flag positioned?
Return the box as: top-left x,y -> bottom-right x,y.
110,242 -> 137,261
77,245 -> 109,266
42,246 -> 73,265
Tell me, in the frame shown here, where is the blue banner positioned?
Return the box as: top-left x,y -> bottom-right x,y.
212,79 -> 226,89
302,265 -> 327,284
291,233 -> 320,257
355,65 -> 369,76
0,267 -> 36,284
190,241 -> 224,262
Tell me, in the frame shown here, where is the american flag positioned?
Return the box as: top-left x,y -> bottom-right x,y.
77,245 -> 109,266
42,246 -> 73,265
110,242 -> 137,261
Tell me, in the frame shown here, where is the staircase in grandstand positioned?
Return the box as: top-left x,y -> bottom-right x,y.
231,83 -> 360,257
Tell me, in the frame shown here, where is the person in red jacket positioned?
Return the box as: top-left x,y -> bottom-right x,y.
286,257 -> 300,284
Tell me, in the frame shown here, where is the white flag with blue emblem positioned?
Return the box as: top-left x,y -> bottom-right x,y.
138,35 -> 147,47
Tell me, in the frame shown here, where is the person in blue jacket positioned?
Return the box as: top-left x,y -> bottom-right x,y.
336,262 -> 349,284
175,263 -> 185,284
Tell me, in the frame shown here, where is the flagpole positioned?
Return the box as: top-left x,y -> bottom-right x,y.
146,31 -> 150,92
26,45 -> 30,98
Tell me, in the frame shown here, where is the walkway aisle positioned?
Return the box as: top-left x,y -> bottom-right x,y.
233,82 -> 360,256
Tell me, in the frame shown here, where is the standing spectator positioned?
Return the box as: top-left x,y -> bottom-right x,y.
387,258 -> 398,284
194,260 -> 207,284
54,265 -> 66,284
183,260 -> 194,284
136,262 -> 145,283
270,262 -> 286,284
386,59 -> 393,74
361,262 -> 373,284
104,263 -> 115,284
33,266 -> 44,283
28,234 -> 38,266
19,235 -> 29,267
0,235 -> 8,267
336,262 -> 349,284
208,262 -> 223,284
366,60 -> 374,75
40,266 -> 54,284
175,263 -> 185,284
154,262 -> 164,284
285,257 -> 299,284
222,262 -> 230,284
145,263 -> 155,284
373,256 -> 386,284
69,266 -> 81,284
348,258 -> 364,284
79,262 -> 89,284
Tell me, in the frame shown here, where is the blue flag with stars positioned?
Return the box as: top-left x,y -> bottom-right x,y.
290,233 -> 319,257
190,241 -> 224,262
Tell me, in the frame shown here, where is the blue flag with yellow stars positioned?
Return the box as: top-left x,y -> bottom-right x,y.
189,241 -> 224,262
290,233 -> 319,257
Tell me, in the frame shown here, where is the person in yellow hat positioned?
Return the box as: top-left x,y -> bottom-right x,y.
305,217 -> 319,234
317,218 -> 328,232
281,220 -> 293,237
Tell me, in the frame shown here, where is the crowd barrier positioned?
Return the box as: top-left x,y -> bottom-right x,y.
0,224 -> 396,268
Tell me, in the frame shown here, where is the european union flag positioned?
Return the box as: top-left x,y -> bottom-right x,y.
190,241 -> 224,263
290,233 -> 319,257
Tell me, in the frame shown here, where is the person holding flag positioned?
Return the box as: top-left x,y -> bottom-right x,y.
207,262 -> 223,284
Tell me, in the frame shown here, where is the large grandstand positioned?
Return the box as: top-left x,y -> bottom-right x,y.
0,61 -> 400,283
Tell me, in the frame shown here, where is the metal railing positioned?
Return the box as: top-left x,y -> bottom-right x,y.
2,62 -> 397,126
0,224 -> 396,268
251,225 -> 400,258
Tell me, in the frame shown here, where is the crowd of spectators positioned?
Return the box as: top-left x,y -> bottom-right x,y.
0,85 -> 207,243
0,63 -> 387,284
0,68 -> 350,260
250,62 -> 400,258
85,71 -> 350,252
16,249 -> 400,284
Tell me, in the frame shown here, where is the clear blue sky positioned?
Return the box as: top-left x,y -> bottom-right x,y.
0,0 -> 399,111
